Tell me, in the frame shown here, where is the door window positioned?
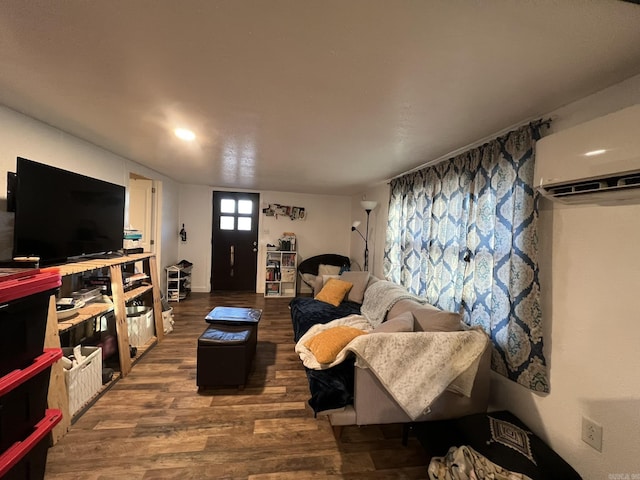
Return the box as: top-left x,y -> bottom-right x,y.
217,198 -> 253,231
220,216 -> 235,230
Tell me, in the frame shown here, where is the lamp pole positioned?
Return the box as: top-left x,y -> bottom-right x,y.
363,208 -> 371,271
353,200 -> 377,272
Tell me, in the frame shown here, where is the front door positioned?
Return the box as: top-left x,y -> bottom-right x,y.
211,192 -> 259,291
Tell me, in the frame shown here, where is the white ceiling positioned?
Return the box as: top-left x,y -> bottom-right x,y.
1,1 -> 640,195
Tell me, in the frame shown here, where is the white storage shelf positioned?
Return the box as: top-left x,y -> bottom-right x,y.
265,251 -> 297,298
166,265 -> 192,302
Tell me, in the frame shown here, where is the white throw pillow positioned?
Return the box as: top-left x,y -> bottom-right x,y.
318,264 -> 342,276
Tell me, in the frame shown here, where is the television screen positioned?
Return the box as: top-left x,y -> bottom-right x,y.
13,157 -> 126,266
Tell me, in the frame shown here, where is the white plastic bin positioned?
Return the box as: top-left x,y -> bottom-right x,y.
62,346 -> 103,417
126,306 -> 155,347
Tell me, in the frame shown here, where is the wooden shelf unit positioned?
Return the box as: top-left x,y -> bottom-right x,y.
45,253 -> 164,443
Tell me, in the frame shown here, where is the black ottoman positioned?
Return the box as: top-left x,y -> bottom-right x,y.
196,323 -> 257,389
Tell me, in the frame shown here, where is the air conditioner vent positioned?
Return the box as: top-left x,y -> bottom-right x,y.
539,170 -> 640,204
618,174 -> 640,187
534,105 -> 640,205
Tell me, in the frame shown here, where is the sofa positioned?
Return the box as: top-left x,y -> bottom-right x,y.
289,270 -> 492,438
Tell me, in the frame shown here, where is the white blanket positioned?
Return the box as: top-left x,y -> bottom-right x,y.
361,280 -> 426,327
296,316 -> 489,421
345,329 -> 488,420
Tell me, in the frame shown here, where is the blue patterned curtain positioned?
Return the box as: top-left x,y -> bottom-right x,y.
384,123 -> 549,392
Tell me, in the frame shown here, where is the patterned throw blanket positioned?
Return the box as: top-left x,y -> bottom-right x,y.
345,329 -> 488,420
361,280 -> 426,327
428,445 -> 533,480
296,316 -> 489,421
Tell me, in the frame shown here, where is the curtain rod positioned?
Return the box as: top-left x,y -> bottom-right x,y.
388,115 -> 553,182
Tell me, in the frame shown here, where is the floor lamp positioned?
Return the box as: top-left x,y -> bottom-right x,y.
351,200 -> 377,271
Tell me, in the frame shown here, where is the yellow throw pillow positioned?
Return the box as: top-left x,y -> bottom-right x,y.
315,278 -> 353,307
304,326 -> 367,364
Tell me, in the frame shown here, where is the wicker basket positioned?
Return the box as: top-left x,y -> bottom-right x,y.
63,346 -> 102,417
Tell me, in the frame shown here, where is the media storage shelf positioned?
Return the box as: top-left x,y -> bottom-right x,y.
123,284 -> 154,303
46,252 -> 164,443
55,253 -> 157,275
57,302 -> 115,333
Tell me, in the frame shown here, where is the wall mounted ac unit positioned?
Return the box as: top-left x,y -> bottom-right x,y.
535,104 -> 640,205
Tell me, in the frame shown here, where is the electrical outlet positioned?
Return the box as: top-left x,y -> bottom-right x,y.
581,416 -> 603,452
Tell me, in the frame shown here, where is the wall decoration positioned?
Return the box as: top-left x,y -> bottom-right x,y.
262,204 -> 306,220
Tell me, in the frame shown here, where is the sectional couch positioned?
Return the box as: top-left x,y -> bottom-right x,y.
290,270 -> 492,437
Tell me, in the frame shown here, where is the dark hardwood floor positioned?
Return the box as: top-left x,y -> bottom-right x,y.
45,292 -> 430,479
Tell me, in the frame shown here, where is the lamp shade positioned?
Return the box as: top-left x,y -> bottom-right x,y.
352,220 -> 361,229
360,200 -> 378,211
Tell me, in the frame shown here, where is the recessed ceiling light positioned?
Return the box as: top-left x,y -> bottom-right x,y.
584,149 -> 606,157
174,128 -> 196,141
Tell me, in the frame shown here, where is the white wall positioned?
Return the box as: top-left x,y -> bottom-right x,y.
0,105 -> 180,280
158,179 -> 180,292
491,200 -> 640,478
357,74 -> 640,478
177,186 -> 352,293
176,184 -> 212,292
490,76 -> 640,479
260,191 -> 352,293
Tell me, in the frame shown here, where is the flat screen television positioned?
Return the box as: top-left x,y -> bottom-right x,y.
12,157 -> 126,266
